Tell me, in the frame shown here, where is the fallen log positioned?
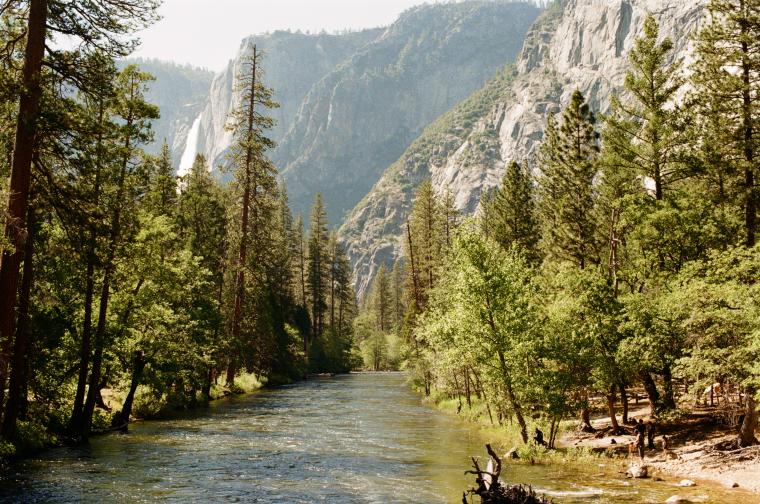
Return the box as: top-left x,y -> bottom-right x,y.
463,444 -> 553,504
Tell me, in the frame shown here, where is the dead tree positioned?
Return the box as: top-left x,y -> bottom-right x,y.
463,444 -> 552,504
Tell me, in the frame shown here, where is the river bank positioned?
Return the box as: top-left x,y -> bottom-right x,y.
555,403 -> 760,494
2,373 -> 758,503
428,390 -> 760,498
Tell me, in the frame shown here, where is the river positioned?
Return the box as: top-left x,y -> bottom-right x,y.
1,373 -> 757,503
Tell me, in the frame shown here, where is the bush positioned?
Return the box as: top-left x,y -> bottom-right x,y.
13,420 -> 55,454
0,440 -> 16,459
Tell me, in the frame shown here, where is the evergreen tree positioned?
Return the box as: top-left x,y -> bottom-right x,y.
0,1 -> 159,425
370,264 -> 392,332
404,179 -> 444,312
604,15 -> 688,202
292,215 -> 307,307
77,65 -> 159,439
307,194 -> 329,345
538,91 -> 600,270
224,45 -> 279,385
482,160 -> 540,263
692,0 -> 760,445
145,141 -> 178,217
693,0 -> 760,249
391,260 -> 406,330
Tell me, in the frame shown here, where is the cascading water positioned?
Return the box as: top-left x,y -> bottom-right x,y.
178,114 -> 203,177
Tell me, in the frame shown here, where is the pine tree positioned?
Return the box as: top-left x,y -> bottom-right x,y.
482,160 -> 540,263
370,264 -> 392,332
692,0 -> 760,447
332,240 -> 356,341
538,91 -> 600,270
391,260 -> 406,330
79,65 -> 159,439
292,215 -> 307,307
225,45 -> 279,385
0,0 -> 159,426
307,194 -> 329,344
604,15 -> 688,202
146,140 -> 178,217
693,0 -> 760,249
405,179 -> 444,311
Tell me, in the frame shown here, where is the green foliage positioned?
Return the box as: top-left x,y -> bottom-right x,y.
399,13 -> 760,446
481,160 -> 541,264
538,91 -> 600,270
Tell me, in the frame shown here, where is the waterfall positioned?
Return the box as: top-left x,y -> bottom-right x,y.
178,114 -> 202,177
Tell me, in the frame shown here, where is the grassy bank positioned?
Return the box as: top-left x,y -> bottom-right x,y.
0,372 -> 266,466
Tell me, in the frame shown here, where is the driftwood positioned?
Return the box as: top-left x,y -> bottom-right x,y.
463,444 -> 553,504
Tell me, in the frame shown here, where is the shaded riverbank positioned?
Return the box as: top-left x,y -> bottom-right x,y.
1,373 -> 758,503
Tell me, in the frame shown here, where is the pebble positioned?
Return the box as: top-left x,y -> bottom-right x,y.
665,496 -> 691,504
678,479 -> 696,487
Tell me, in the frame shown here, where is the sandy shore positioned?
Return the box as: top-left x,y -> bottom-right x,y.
648,435 -> 760,493
557,405 -> 760,494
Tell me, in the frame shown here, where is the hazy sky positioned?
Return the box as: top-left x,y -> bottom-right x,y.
132,0 -> 440,71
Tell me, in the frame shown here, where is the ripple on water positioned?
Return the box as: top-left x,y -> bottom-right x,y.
1,373 -> 759,504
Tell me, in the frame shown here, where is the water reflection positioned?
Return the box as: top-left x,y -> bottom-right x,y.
0,373 -> 757,503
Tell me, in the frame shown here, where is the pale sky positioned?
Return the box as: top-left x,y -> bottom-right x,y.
132,0 -> 442,71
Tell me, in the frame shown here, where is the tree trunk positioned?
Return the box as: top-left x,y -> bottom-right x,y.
80,256 -> 115,439
70,237 -> 96,433
1,207 -> 35,439
740,18 -> 755,247
498,351 -> 527,443
0,0 -> 48,425
619,383 -> 629,424
579,405 -> 595,432
737,390 -> 758,447
607,385 -> 620,435
464,369 -> 472,410
661,364 -> 676,410
112,350 -> 145,430
642,373 -> 660,415
452,371 -> 463,413
202,366 -> 213,402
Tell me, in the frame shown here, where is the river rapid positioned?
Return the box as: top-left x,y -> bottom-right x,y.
1,373 -> 757,503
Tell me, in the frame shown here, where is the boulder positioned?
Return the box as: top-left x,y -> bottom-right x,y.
665,496 -> 691,504
626,464 -> 648,478
678,479 -> 696,487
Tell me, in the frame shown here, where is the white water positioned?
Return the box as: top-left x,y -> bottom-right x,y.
178,114 -> 202,177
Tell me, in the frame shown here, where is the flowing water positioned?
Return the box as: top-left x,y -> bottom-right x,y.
1,373 -> 758,503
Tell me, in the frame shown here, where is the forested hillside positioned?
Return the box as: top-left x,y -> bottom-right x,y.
354,1 -> 760,451
341,0 -> 703,296
0,0 -> 357,456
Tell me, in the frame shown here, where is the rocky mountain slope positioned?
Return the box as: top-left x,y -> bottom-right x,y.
124,59 -> 214,165
340,0 -> 704,295
186,1 -> 539,220
194,29 -> 381,173
273,1 -> 540,221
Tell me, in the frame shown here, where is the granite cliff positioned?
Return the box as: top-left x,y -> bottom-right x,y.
339,0 -> 704,295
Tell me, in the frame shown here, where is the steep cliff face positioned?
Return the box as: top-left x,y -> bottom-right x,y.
340,0 -> 704,296
275,1 -> 540,221
124,59 -> 214,166
194,29 -> 380,172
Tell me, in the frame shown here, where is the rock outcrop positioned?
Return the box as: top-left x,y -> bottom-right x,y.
194,29 -> 380,172
274,1 -> 540,220
339,0 -> 704,295
187,2 -> 539,221
125,59 -> 214,166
